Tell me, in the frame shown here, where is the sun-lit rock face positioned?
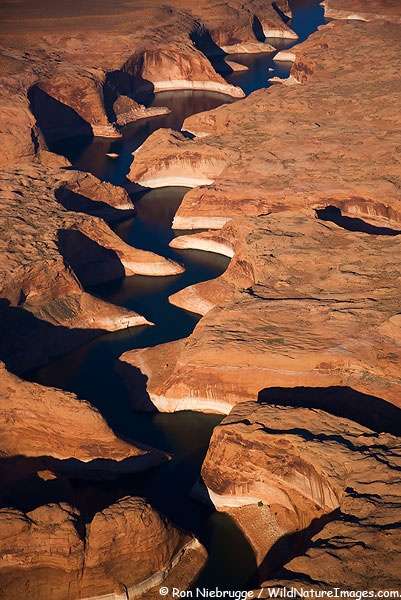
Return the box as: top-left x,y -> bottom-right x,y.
0,497 -> 206,600
0,363 -> 165,469
324,0 -> 401,22
124,43 -> 244,97
0,0 -> 289,165
129,128 -> 233,188
112,95 -> 170,126
202,402 -> 401,590
30,68 -> 121,142
0,164 -> 183,372
176,20 -> 401,230
58,170 -> 135,220
121,212 -> 401,413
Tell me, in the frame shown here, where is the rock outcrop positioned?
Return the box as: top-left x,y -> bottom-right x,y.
121,212 -> 401,413
112,95 -> 170,126
0,0 -> 289,164
30,68 -> 120,142
324,0 -> 401,22
129,128 -> 233,188
125,43 -> 245,98
0,164 -> 183,371
0,497 -> 206,599
0,363 -> 166,481
201,402 -> 401,591
57,170 -> 135,222
153,20 -> 401,230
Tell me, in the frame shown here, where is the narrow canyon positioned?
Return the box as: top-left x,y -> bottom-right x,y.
0,0 -> 401,598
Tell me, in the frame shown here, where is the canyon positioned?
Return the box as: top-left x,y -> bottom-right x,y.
1,0 -> 401,598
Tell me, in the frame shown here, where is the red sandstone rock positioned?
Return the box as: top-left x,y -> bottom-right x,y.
0,164 -> 183,371
0,363 -> 164,474
0,0 -> 287,164
202,402 -> 401,590
121,212 -> 401,413
31,68 -> 120,141
112,95 -> 170,126
61,170 -> 134,210
125,42 -> 245,98
324,0 -> 401,22
0,497 -> 206,599
163,20 -> 401,230
129,128 -> 233,188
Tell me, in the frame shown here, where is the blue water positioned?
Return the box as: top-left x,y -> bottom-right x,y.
29,2 -> 327,588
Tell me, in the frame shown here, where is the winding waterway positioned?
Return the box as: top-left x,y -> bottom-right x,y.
30,3 -> 326,589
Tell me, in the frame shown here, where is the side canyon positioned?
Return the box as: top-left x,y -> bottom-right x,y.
1,0 -> 401,598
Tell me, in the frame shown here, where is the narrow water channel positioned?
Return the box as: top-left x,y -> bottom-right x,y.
30,3 -> 326,589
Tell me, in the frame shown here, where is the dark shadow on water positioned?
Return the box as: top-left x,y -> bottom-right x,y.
55,185 -> 134,223
28,85 -> 93,149
316,206 -> 401,236
258,386 -> 401,436
50,89 -> 235,185
26,182 -> 258,587
0,299 -> 102,376
57,229 -> 125,286
20,10 -> 335,587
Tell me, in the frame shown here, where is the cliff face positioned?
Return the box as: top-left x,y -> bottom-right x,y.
0,0 -> 293,165
0,164 -> 183,372
124,43 -> 245,98
0,364 -> 165,469
121,212 -> 401,413
0,497 -> 206,600
129,128 -> 233,188
202,402 -> 401,591
165,20 -> 401,230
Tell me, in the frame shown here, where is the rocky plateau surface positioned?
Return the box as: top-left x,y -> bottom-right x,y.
0,497 -> 206,599
324,0 -> 401,21
0,164 -> 183,373
0,0 -> 296,164
202,402 -> 401,591
2,0 -> 401,597
121,211 -> 401,413
128,19 -> 401,230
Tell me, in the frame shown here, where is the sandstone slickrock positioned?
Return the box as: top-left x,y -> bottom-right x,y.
58,170 -> 135,222
129,128 -> 233,188
0,164 -> 183,371
0,497 -> 206,600
124,43 -> 245,99
112,95 -> 170,127
324,0 -> 401,22
30,68 -> 121,142
201,402 -> 401,590
135,20 -> 401,230
121,212 -> 401,413
0,363 -> 166,481
0,0 -> 292,165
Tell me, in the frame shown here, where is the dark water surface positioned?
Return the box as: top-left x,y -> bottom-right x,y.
32,4 -> 327,588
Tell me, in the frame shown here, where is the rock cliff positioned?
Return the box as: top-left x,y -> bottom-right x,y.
202,402 -> 401,590
0,497 -> 206,599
